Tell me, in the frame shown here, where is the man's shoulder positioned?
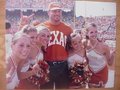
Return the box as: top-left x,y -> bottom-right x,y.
61,22 -> 73,31
61,22 -> 70,27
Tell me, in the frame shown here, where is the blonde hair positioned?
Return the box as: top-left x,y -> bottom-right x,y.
20,25 -> 37,34
82,23 -> 97,39
12,31 -> 31,44
85,23 -> 97,32
36,25 -> 50,34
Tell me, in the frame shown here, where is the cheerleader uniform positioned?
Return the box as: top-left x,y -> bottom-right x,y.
6,57 -> 19,90
17,52 -> 44,89
67,54 -> 88,88
68,54 -> 85,68
86,49 -> 108,87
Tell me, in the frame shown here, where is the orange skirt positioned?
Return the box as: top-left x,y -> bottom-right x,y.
89,65 -> 108,84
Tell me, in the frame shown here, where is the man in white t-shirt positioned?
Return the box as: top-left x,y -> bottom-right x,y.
5,21 -> 13,59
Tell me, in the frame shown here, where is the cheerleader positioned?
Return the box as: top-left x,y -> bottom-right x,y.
17,25 -> 50,89
85,23 -> 114,88
6,32 -> 31,90
66,32 -> 91,89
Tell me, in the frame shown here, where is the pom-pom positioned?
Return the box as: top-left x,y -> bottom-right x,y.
69,62 -> 92,88
27,60 -> 50,88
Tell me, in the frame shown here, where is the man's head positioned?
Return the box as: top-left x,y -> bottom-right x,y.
6,21 -> 11,34
48,2 -> 62,11
48,2 -> 62,24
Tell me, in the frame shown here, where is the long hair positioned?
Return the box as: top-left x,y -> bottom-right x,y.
66,32 -> 80,52
66,34 -> 73,52
21,25 -> 37,34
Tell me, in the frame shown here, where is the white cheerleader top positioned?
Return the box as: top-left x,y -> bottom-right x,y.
30,51 -> 44,64
6,57 -> 19,90
36,52 -> 44,61
86,49 -> 106,73
67,54 -> 85,68
21,61 -> 31,72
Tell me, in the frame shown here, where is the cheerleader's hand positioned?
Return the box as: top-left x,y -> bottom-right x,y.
6,67 -> 15,83
109,50 -> 115,66
32,63 -> 41,74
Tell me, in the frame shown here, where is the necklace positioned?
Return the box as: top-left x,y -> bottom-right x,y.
91,41 -> 98,49
73,47 -> 84,57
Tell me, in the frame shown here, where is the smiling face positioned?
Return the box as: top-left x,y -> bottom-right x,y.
36,29 -> 50,48
21,25 -> 37,45
27,31 -> 37,45
71,33 -> 82,50
12,35 -> 31,60
87,25 -> 98,40
48,9 -> 62,24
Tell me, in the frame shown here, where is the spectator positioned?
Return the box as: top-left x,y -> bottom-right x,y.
5,21 -> 13,59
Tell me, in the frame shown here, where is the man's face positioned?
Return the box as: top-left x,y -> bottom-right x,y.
48,9 -> 62,22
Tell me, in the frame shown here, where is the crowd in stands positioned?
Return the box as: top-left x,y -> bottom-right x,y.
75,16 -> 116,41
6,0 -> 74,11
6,0 -> 116,50
6,9 -> 74,33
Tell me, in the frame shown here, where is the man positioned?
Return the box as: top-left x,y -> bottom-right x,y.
5,21 -> 13,59
40,2 -> 73,89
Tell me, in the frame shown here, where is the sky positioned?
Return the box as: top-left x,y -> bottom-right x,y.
75,1 -> 116,17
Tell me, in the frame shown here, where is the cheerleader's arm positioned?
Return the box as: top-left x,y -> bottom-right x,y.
6,58 -> 15,83
6,67 -> 15,83
104,44 -> 113,66
17,63 -> 41,80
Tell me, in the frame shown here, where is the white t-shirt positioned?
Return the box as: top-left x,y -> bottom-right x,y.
5,34 -> 13,59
